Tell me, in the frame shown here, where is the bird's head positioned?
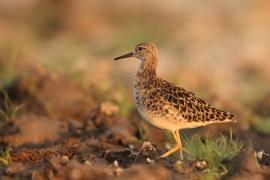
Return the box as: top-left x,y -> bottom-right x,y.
114,42 -> 159,62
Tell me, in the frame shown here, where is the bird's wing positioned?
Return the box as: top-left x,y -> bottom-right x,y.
154,78 -> 235,122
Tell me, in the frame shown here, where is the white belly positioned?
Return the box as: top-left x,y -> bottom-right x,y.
134,102 -> 181,130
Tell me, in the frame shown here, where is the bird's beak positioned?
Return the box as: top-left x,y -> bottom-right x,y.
113,51 -> 135,60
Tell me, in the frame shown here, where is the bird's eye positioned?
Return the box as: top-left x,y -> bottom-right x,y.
138,47 -> 143,51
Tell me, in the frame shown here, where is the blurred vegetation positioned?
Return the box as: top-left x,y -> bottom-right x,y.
254,118 -> 270,135
0,145 -> 12,166
0,44 -> 19,88
0,90 -> 21,130
0,64 -> 17,88
0,144 -> 12,166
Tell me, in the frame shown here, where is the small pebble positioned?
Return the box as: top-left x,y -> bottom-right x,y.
140,141 -> 157,156
84,160 -> 92,166
129,144 -> 135,150
112,160 -> 123,176
61,155 -> 69,164
113,160 -> 119,168
256,150 -> 270,166
100,102 -> 119,115
146,158 -> 155,164
257,150 -> 264,160
195,160 -> 207,171
173,160 -> 185,173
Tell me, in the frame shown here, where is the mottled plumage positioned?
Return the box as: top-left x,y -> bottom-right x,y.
114,42 -> 235,159
134,74 -> 235,130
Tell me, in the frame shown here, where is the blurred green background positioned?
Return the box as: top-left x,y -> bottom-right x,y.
0,0 -> 270,123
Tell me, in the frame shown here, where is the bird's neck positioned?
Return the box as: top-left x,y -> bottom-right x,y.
136,56 -> 158,79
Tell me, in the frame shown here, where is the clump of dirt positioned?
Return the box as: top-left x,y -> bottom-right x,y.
104,141 -> 159,168
227,148 -> 270,179
1,114 -> 69,148
10,139 -> 81,164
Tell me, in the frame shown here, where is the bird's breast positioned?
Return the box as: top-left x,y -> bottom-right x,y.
133,75 -> 150,120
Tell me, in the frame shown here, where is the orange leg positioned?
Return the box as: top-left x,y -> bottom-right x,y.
174,130 -> 183,160
160,130 -> 183,159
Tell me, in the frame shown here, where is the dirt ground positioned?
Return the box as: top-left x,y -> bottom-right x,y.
0,1 -> 270,179
0,67 -> 269,180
